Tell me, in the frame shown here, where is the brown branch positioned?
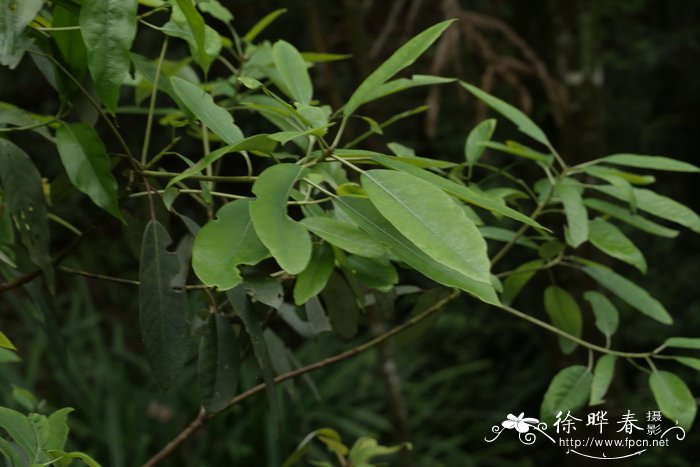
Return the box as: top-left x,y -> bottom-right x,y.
142,288 -> 460,466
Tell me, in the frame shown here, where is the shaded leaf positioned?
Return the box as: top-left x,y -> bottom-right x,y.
502,259 -> 545,306
347,255 -> 397,292
601,154 -> 699,173
590,355 -> 616,405
673,357 -> 700,372
293,243 -> 335,305
242,8 -> 287,43
245,276 -> 284,309
0,407 -> 38,460
540,366 -> 592,423
300,216 -> 385,258
588,217 -> 646,272
198,314 -> 239,412
273,40 -> 312,104
556,182 -> 588,247
544,286 -> 582,354
170,0 -> 221,73
465,119 -> 496,168
320,272 -> 359,339
584,198 -> 679,238
583,291 -> 619,339
649,371 -> 696,430
0,0 -> 43,68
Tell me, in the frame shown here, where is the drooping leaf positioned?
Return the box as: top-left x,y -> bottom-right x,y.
249,164 -> 312,274
543,286 -> 582,354
465,119 -> 496,168
79,0 -> 138,113
556,182 -> 588,247
588,217 -> 646,272
0,0 -> 43,68
501,259 -> 545,306
584,198 -> 679,238
52,5 -> 88,82
0,437 -> 23,467
0,331 -> 15,350
347,255 -> 398,292
590,355 -> 616,405
320,272 -> 359,339
581,262 -> 672,324
192,200 -> 269,290
540,365 -> 592,423
242,8 -> 287,43
583,291 -> 619,339
55,123 -> 123,221
169,0 -> 221,73
361,74 -> 455,104
273,40 -> 312,104
583,165 -> 655,186
344,20 -> 455,117
601,154 -> 699,173
293,243 -> 335,305
170,76 -> 244,144
663,337 -> 700,350
139,220 -> 190,390
198,313 -> 239,413
0,139 -> 54,291
649,370 -> 696,430
673,357 -> 700,372
300,216 -> 386,258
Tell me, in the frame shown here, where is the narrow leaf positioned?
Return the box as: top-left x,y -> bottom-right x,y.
556,182 -> 588,247
664,337 -> 700,350
465,119 -> 496,167
243,8 -> 287,43
502,259 -> 544,306
300,217 -> 386,258
590,355 -> 616,405
584,198 -> 679,238
293,243 -> 335,305
198,313 -> 239,412
320,272 -> 359,339
540,366 -> 592,423
362,74 -> 455,103
601,154 -> 699,173
673,357 -> 700,371
347,255 -> 398,292
649,371 -> 696,430
583,291 -> 619,339
544,286 -> 582,354
588,217 -> 646,272
273,40 -> 312,104
0,331 -> 15,350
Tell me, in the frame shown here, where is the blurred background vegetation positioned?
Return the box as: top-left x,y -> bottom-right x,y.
1,0 -> 699,465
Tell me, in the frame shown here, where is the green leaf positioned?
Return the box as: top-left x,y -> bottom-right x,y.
173,0 -> 217,72
583,165 -> 655,186
348,438 -> 412,465
80,0 -> 137,113
590,355 -> 616,405
0,139 -> 54,291
361,169 -> 493,295
0,0 -> 43,69
170,76 -> 244,144
460,81 -> 552,148
663,337 -> 700,350
46,408 -> 72,451
300,217 -> 386,258
56,123 -> 123,221
583,291 -> 619,339
242,8 -> 287,43
584,198 -> 679,238
502,259 -> 545,306
52,5 -> 88,82
649,370 -> 696,430
479,226 -> 537,249
46,450 -> 101,467
249,164 -> 312,274
543,286 -> 582,354
395,288 -> 451,347
673,357 -> 700,371
192,199 -> 268,291
320,272 -> 359,339
344,20 -> 455,117
198,0 -> 233,23
347,255 -> 398,292
139,220 -> 190,390
335,197 -> 500,305
556,182 -> 588,247
198,313 -> 239,413
0,331 -> 15,350
480,141 -> 552,162
335,149 -> 457,169
0,437 -> 23,467
581,263 -> 672,324
370,154 -> 546,230
540,366 -> 592,423
362,74 -> 455,103
588,217 -> 646,272
0,407 -> 39,461
465,119 -> 496,168
245,276 -> 283,309
293,243 -> 335,305
601,154 -> 699,173
273,40 -> 312,104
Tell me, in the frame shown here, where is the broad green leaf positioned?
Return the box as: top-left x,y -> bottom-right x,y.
0,0 -> 43,68
588,217 -> 646,272
344,20 -> 455,117
601,154 -> 699,173
649,370 -> 696,430
281,428 -> 344,467
361,169 -> 493,292
170,77 -> 244,144
370,154 -> 546,230
501,259 -> 545,306
581,263 -> 672,324
173,0 -> 218,72
80,0 -> 137,113
139,220 -> 190,390
460,81 -> 552,148
543,286 -> 582,354
362,74 -> 455,103
269,127 -> 329,144
348,438 -> 412,465
540,366 -> 592,423
242,8 -> 287,43
387,142 -> 415,157
56,123 -> 123,221
0,139 -> 54,291
250,164 -> 312,274
584,198 -> 679,238
0,331 -> 15,350
0,407 -> 38,460
585,166 -> 637,211
198,313 -> 239,413
0,102 -> 52,140
590,355 -> 616,405
0,348 -> 19,363
320,272 -> 359,339
52,6 -> 88,82
673,357 -> 700,371
46,450 -> 101,467
273,40 -> 312,104
300,217 -> 385,258
0,437 -> 23,467
538,240 -> 565,260
465,119 -> 496,167
192,200 -> 269,290
245,276 -> 283,309
161,9 -> 221,75
46,407 -> 72,451
583,291 -> 619,339
335,197 -> 500,305
294,243 -> 335,305
663,337 -> 700,350
347,255 -> 398,292
556,181 -> 588,247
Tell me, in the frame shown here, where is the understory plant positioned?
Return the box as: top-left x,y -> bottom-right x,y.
1,1 -> 699,465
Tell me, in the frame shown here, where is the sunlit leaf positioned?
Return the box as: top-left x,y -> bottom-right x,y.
300,216 -> 386,258
273,40 -> 312,104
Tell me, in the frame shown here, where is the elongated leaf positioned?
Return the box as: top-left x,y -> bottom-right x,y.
581,263 -> 672,324
556,182 -> 588,247
370,154 -> 545,230
395,288 -> 451,347
0,0 -> 43,68
502,259 -> 545,306
0,437 -> 23,467
590,355 -> 616,405
337,149 -> 456,169
588,217 -> 646,272
465,119 -> 496,167
300,217 -> 385,258
362,169 -> 492,290
584,198 -> 679,238
347,255 -> 398,292
480,141 -> 552,162
0,139 -> 54,291
0,331 -> 15,350
349,438 -> 412,465
80,0 -> 137,113
362,74 -> 455,103
198,313 -> 239,412
649,371 -> 696,430
294,243 -> 335,305
335,196 -> 499,305
321,272 -> 359,339
46,408 -> 72,451
479,226 -> 537,249
540,366 -> 592,423
544,286 -> 582,354
664,337 -> 700,350
344,20 -> 455,117
583,165 -> 655,186
193,200 -> 269,290
583,291 -> 619,339
0,407 -> 38,460
243,8 -> 287,43
673,357 -> 700,371
52,5 -> 87,82
170,76 -> 244,144
56,123 -> 122,221
139,220 -> 190,390
250,164 -> 312,274
273,40 -> 312,104
171,0 -> 220,72
601,154 -> 699,173
46,450 -> 101,467
460,81 -> 551,148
